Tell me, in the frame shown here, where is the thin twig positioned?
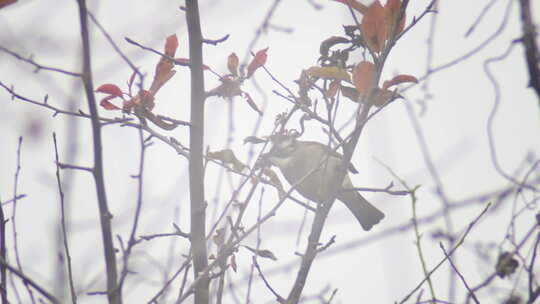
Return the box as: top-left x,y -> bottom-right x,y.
0,45 -> 81,77
439,243 -> 479,304
10,137 -> 35,303
398,203 -> 491,304
53,133 -> 77,304
253,257 -> 285,303
0,258 -> 61,304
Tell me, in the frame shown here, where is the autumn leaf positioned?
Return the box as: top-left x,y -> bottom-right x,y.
340,85 -> 360,102
99,95 -> 121,111
150,36 -> 178,96
243,136 -> 266,144
149,68 -> 176,96
164,34 -> 179,57
246,47 -> 268,78
207,149 -> 248,172
227,52 -> 239,76
242,245 -> 278,261
360,1 -> 386,53
96,84 -> 123,97
306,66 -> 351,82
352,61 -> 376,95
332,0 -> 367,14
372,88 -> 398,107
382,74 -> 418,89
319,36 -> 349,57
208,77 -> 243,98
326,80 -> 340,98
384,0 -> 406,39
262,168 -> 284,197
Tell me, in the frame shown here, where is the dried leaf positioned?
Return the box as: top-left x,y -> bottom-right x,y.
124,90 -> 155,113
352,61 -> 376,95
208,77 -> 243,98
96,84 -> 123,97
243,136 -> 267,145
207,149 -> 248,172
263,168 -> 284,197
99,95 -> 121,110
372,88 -> 397,107
246,47 -> 268,78
164,34 -> 179,57
242,245 -> 278,261
319,36 -> 349,57
242,92 -> 262,116
382,74 -> 418,89
496,252 -> 519,279
227,52 -> 239,76
340,85 -> 360,102
332,0 -> 367,14
326,80 -> 340,98
384,0 -> 406,38
306,66 -> 351,82
360,1 -> 386,53
213,228 -> 226,247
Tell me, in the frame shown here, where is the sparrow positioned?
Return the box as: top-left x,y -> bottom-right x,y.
261,133 -> 384,231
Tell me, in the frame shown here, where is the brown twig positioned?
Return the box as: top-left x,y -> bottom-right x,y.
0,258 -> 61,304
10,137 -> 35,303
0,45 -> 82,77
76,1 -> 120,302
399,203 -> 491,304
253,257 -> 285,303
439,243 -> 479,304
185,1 -> 209,304
53,133 -> 78,304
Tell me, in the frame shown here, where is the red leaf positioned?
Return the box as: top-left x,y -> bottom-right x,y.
352,61 -> 376,95
227,52 -> 239,76
382,74 -> 418,89
242,92 -> 262,115
96,84 -> 123,97
164,34 -> 179,57
100,95 -> 121,110
360,1 -> 386,53
246,47 -> 268,78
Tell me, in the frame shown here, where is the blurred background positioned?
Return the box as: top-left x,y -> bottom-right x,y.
1,0 -> 539,303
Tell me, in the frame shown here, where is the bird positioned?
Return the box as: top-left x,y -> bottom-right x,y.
260,132 -> 384,231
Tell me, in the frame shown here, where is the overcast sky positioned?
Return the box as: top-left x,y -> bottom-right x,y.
1,0 -> 539,303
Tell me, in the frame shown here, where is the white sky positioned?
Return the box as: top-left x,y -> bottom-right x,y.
1,0 -> 539,303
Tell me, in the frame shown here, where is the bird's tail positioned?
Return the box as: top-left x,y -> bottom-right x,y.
337,190 -> 384,231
